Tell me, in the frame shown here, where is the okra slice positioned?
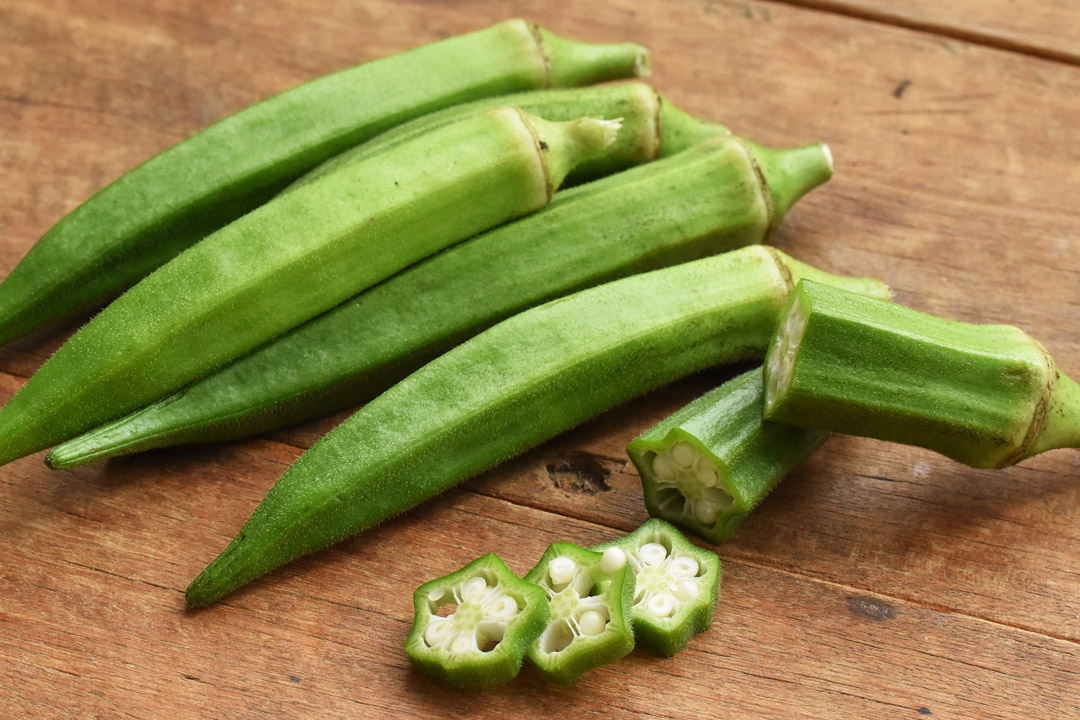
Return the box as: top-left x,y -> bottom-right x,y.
628,369 -> 828,544
763,280 -> 1080,468
523,543 -> 635,684
406,554 -> 549,688
594,519 -> 721,656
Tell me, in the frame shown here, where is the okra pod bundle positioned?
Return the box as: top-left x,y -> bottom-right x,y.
50,133 -> 836,469
185,247 -> 890,607
630,369 -> 828,545
0,19 -> 648,345
763,280 -> 1080,468
0,108 -> 621,466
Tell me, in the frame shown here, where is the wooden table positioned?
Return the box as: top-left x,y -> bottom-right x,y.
2,1 -> 1078,717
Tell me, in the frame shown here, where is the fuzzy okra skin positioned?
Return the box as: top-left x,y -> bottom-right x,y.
49,134 -> 835,469
523,543 -> 635,684
593,519 -> 721,656
0,20 -> 648,346
763,280 -> 1080,468
630,369 -> 829,545
184,247 -> 890,607
406,554 -> 549,688
0,108 -> 619,466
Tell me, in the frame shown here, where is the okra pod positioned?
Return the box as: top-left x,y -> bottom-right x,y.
523,543 -> 635,684
185,247 -> 890,607
629,369 -> 828,545
763,280 -> 1080,468
406,554 -> 549,688
50,133 -> 834,469
0,108 -> 620,466
593,519 -> 721,656
0,20 -> 648,345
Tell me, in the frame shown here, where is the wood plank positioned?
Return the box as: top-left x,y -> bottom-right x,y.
2,455 -> 1077,719
777,0 -> 1080,65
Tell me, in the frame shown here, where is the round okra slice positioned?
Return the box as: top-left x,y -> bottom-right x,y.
524,542 -> 635,684
406,553 -> 549,688
594,519 -> 721,656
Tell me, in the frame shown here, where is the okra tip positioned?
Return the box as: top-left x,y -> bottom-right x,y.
744,139 -> 834,227
538,27 -> 650,88
1025,368 -> 1080,460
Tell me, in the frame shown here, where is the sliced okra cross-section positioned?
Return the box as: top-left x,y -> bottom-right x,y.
405,553 -> 549,688
523,542 -> 635,684
594,519 -> 721,656
627,368 -> 828,544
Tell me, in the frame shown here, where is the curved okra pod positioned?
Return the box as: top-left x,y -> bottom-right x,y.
629,369 -> 829,544
406,554 -> 549,688
523,543 -> 635,684
763,280 -> 1080,468
184,247 -> 890,607
49,134 -> 834,469
593,519 -> 721,656
0,20 -> 648,345
0,108 -> 620,466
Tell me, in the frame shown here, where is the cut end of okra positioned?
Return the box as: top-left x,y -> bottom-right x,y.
405,553 -> 549,688
643,440 -> 737,530
595,519 -> 721,656
764,289 -> 809,413
523,542 -> 635,684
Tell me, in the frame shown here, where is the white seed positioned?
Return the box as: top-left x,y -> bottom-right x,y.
651,453 -> 677,481
427,589 -> 444,604
646,592 -> 675,618
451,631 -> 475,655
600,547 -> 627,574
548,556 -> 577,587
486,595 -> 519,620
638,542 -> 667,566
578,609 -> 606,636
669,556 -> 699,577
671,442 -> 696,468
674,580 -> 699,602
695,462 -> 718,488
424,619 -> 452,647
694,497 -> 719,524
461,576 -> 487,603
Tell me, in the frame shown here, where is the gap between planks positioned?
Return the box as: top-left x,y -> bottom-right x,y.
764,0 -> 1080,66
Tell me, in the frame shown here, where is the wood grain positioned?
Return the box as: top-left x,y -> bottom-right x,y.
1,0 -> 1078,718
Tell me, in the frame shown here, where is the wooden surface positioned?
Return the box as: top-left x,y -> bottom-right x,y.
2,1 -> 1079,718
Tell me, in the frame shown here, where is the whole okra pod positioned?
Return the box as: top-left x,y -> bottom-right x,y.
185,247 -> 890,607
0,108 -> 621,466
629,369 -> 829,545
0,20 -> 648,345
49,133 -> 834,469
763,280 -> 1080,468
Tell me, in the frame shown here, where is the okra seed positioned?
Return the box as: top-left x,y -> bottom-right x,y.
639,542 -> 668,566
549,557 -> 577,587
424,618 -> 452,646
674,580 -> 699,602
672,442 -> 696,468
693,497 -> 719,524
486,595 -> 519,620
451,631 -> 475,655
646,592 -> 675,618
695,463 -> 718,488
670,556 -> 699,577
578,609 -> 606,636
600,547 -> 627,574
462,576 -> 487,602
651,453 -> 677,481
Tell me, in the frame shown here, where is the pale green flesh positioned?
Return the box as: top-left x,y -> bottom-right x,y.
763,280 -> 1055,468
0,20 -> 649,345
630,368 -> 828,545
49,135 -> 780,468
0,108 -> 613,465
184,247 -> 890,607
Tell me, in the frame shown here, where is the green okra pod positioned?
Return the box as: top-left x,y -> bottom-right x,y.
406,554 -> 549,688
0,20 -> 648,345
593,519 -> 721,656
0,108 -> 620,466
763,280 -> 1080,468
184,247 -> 890,607
629,369 -> 829,545
523,543 -> 635,684
49,133 -> 835,469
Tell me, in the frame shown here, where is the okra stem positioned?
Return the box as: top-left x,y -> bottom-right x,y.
184,247 -> 889,607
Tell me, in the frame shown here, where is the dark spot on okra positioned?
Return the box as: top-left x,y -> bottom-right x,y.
846,595 -> 896,622
546,452 -> 613,495
539,140 -> 549,151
